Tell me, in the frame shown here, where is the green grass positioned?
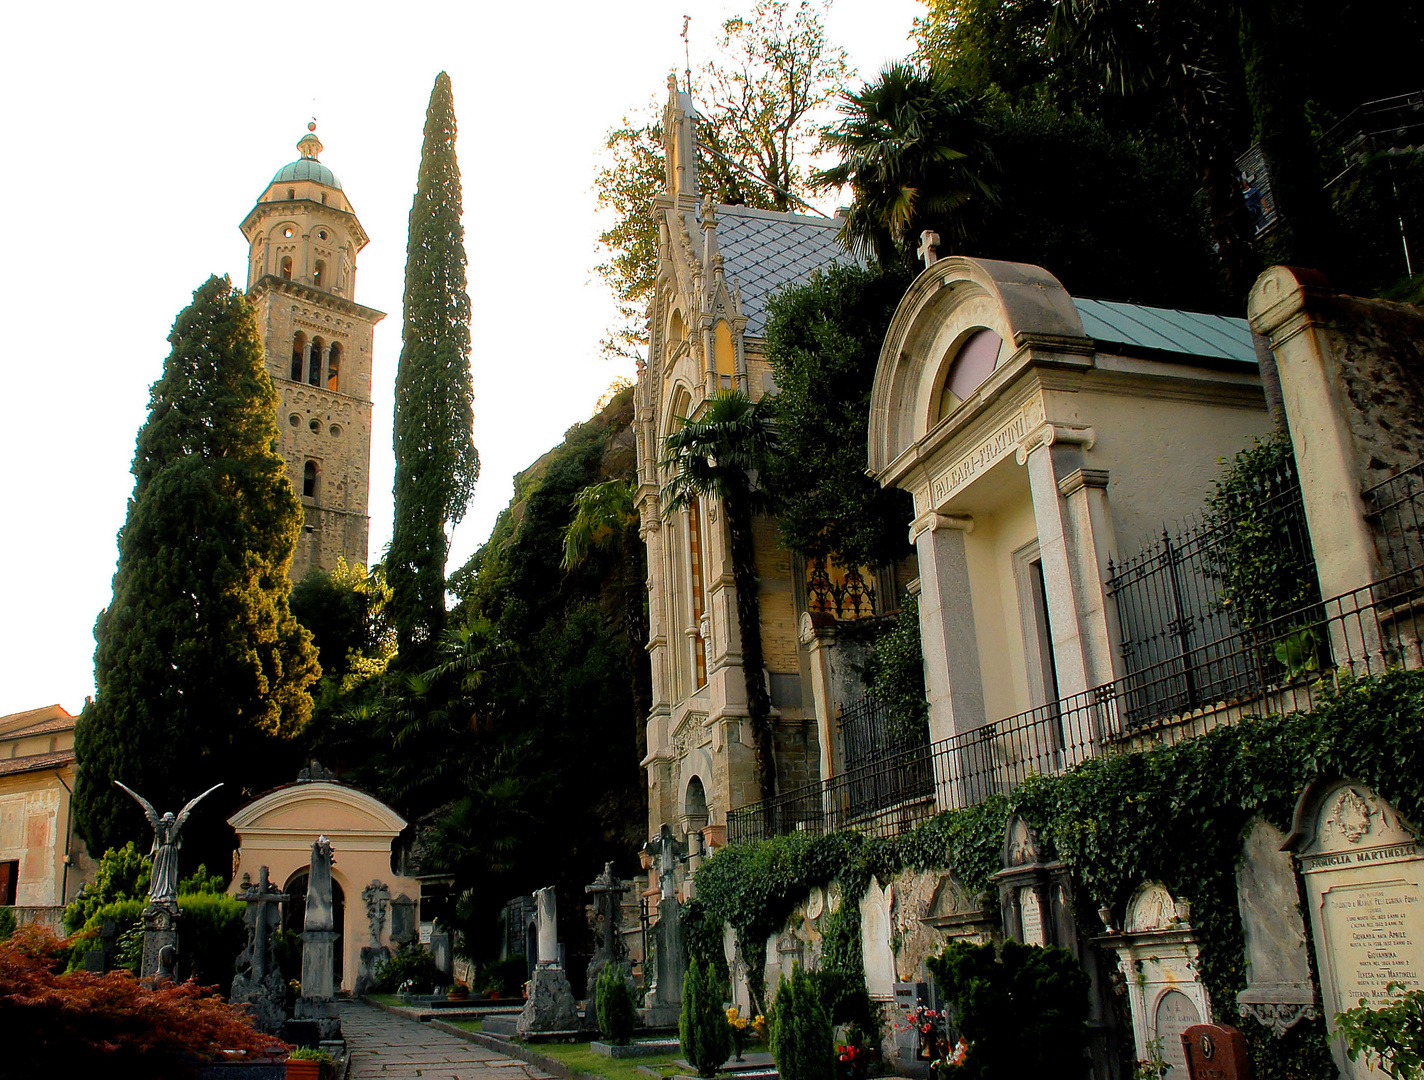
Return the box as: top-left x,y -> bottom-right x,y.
451,1018 -> 484,1032
367,993 -> 402,1006
515,1041 -> 684,1080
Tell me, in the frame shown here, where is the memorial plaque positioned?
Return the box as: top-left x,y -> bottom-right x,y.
1155,989 -> 1201,1076
1320,879 -> 1423,1006
1285,778 -> 1424,1079
1019,886 -> 1044,946
1181,1023 -> 1252,1080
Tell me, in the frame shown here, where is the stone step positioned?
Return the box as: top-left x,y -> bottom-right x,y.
592,1038 -> 682,1058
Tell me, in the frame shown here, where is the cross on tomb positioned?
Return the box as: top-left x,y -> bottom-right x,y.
643,823 -> 687,902
917,230 -> 941,269
238,866 -> 287,985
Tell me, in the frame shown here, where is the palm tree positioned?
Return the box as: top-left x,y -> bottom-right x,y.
815,64 -> 998,267
562,479 -> 653,759
1051,0 -> 1263,299
661,391 -> 780,802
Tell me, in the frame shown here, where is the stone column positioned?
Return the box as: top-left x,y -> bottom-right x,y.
798,612 -> 840,783
1017,424 -> 1101,701
910,511 -> 990,811
535,885 -> 559,967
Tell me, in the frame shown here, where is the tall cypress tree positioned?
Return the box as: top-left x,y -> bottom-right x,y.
389,71 -> 480,666
74,276 -> 319,862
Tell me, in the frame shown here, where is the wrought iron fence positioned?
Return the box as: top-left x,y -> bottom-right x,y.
727,571 -> 1424,845
1364,461 -> 1424,595
806,557 -> 878,621
1106,458 -> 1319,729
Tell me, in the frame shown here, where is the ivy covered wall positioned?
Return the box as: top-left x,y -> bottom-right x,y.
693,669 -> 1424,1080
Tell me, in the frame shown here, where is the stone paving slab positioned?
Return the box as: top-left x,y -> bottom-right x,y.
339,1002 -> 556,1080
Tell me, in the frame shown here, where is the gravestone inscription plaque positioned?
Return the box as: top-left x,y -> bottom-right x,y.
1155,989 -> 1201,1076
1284,777 -> 1424,1080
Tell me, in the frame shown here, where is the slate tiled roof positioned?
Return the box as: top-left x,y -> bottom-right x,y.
715,205 -> 859,337
1074,297 -> 1255,365
0,750 -> 75,777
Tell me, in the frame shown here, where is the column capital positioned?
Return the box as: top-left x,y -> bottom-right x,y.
1015,423 -> 1095,465
1057,467 -> 1110,498
909,511 -> 975,545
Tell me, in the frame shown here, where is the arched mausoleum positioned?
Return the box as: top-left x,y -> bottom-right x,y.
228,775 -> 422,992
868,255 -> 1271,797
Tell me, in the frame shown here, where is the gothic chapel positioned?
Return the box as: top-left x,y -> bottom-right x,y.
240,125 -> 383,580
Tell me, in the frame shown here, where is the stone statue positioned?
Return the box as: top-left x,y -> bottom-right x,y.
113,780 -> 222,907
230,865 -> 288,1035
306,836 -> 335,931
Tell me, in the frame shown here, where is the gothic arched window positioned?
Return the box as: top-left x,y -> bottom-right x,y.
326,343 -> 341,392
290,332 -> 307,381
308,339 -> 323,386
303,460 -> 318,498
313,259 -> 325,288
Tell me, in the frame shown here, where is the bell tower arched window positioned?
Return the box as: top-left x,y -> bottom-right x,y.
280,256 -> 293,280
308,338 -> 323,386
326,343 -> 341,392
303,460 -> 318,498
290,332 -> 307,381
313,259 -> 325,288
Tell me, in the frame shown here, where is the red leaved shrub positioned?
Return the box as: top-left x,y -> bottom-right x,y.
0,923 -> 287,1077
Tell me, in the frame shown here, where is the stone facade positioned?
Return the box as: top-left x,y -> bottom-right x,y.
632,77 -> 856,841
239,128 -> 383,581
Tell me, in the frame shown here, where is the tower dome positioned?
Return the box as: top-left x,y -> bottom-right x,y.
268,125 -> 343,191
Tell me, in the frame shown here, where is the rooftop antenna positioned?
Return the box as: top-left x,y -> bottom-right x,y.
681,15 -> 692,91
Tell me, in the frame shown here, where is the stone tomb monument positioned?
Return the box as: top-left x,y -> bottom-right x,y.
642,824 -> 687,1025
1235,819 -> 1318,1035
1099,882 -> 1210,1079
516,885 -> 579,1035
992,816 -> 1075,948
1284,777 -> 1424,1079
295,836 -> 341,1039
230,866 -> 289,1035
585,862 -> 631,1023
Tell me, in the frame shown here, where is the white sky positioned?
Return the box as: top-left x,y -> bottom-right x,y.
0,0 -> 922,716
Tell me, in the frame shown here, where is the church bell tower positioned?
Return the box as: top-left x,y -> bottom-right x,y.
240,124 -> 384,581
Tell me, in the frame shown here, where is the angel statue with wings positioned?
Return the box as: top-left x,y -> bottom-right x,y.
114,780 -> 223,907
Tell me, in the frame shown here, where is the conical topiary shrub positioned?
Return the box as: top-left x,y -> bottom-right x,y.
680,958 -> 731,1077
769,964 -> 833,1080
596,962 -> 637,1046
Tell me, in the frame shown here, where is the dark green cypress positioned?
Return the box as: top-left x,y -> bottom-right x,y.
389,71 -> 480,667
74,276 -> 319,862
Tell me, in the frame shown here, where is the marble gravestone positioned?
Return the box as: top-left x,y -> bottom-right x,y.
992,817 -> 1074,949
516,885 -> 579,1035
1284,778 -> 1424,1079
1235,819 -> 1318,1035
585,862 -> 631,1019
295,837 -> 341,1039
1099,882 -> 1210,1080
642,824 -> 687,1024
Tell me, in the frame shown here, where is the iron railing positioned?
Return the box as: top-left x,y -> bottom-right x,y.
728,570 -> 1424,845
1106,459 -> 1319,729
1364,461 -> 1424,594
806,557 -> 878,621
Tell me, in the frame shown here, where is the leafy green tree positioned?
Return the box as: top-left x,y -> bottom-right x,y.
290,558 -> 392,680
681,957 -> 732,1077
389,71 -> 480,667
74,276 -> 318,865
662,391 -> 780,801
815,64 -> 997,267
62,842 -> 152,933
768,963 -> 833,1080
763,262 -> 915,568
926,939 -> 1089,1079
562,479 -> 652,759
593,0 -> 847,359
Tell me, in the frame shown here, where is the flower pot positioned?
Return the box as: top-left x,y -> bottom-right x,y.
287,1060 -> 322,1080
702,824 -> 727,850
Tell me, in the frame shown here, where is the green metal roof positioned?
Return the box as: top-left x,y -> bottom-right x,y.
1073,297 -> 1254,364
269,158 -> 343,191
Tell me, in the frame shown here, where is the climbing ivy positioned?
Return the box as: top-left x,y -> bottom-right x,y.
698,669 -> 1424,1080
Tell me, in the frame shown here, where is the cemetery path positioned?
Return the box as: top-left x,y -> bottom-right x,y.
338,1002 -> 555,1080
